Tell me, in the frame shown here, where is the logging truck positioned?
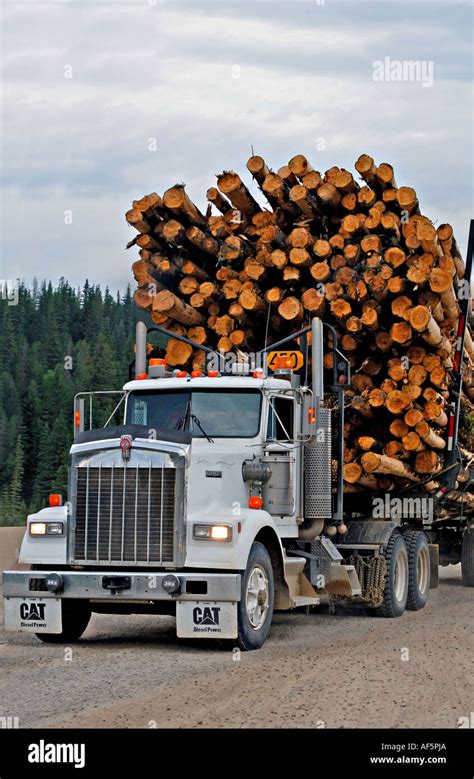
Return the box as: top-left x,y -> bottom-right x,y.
3,306 -> 473,650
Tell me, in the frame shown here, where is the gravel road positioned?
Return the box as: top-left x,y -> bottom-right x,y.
1,565 -> 472,729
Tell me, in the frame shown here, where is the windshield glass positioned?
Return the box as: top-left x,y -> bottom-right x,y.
126,389 -> 262,438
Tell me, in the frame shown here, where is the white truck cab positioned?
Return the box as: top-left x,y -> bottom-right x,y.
3,318 -> 436,649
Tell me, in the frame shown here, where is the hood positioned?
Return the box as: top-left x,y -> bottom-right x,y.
73,424 -> 192,447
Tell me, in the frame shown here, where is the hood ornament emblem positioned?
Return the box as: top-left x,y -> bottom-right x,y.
120,435 -> 132,461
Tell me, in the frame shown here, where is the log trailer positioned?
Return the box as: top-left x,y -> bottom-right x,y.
3,289 -> 473,650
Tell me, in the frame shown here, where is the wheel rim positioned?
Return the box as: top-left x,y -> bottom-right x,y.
417,545 -> 430,595
245,564 -> 269,630
394,548 -> 408,603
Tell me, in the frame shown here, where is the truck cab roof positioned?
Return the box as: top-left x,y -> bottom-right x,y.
123,376 -> 294,392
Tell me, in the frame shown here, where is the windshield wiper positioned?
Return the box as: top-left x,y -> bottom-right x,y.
174,398 -> 191,431
191,414 -> 214,443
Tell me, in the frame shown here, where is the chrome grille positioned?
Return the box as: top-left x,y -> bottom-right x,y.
74,464 -> 176,564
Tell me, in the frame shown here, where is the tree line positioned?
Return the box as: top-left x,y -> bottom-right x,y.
0,280 -> 140,525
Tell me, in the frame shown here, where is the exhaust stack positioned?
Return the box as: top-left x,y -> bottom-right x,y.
311,317 -> 324,408
302,317 -> 333,526
135,321 -> 148,378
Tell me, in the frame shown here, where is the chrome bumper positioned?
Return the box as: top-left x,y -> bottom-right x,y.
2,570 -> 241,602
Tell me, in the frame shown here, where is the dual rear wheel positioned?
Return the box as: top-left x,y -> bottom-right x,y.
377,530 -> 430,617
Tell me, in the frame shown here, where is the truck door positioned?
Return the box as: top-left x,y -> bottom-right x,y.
262,395 -> 297,520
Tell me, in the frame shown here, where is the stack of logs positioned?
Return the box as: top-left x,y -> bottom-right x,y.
126,153 -> 474,498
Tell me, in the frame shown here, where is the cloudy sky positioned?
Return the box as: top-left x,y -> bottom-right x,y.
1,0 -> 472,293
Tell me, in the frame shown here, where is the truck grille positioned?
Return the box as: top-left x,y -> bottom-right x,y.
74,465 -> 176,564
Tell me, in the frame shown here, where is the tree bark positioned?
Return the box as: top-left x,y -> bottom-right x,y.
163,185 -> 206,226
217,171 -> 260,215
153,290 -> 205,325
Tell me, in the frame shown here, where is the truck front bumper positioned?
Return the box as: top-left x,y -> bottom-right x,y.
2,570 -> 241,639
2,569 -> 241,602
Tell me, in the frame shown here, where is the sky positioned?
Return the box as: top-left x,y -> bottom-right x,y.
0,0 -> 472,294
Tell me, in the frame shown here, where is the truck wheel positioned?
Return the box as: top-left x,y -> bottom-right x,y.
461,529 -> 474,587
36,600 -> 91,643
237,542 -> 274,651
405,530 -> 430,610
376,533 -> 409,618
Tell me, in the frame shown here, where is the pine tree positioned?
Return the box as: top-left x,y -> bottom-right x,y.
8,435 -> 27,524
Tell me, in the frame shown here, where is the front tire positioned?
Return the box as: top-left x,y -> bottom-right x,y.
405,530 -> 430,610
36,600 -> 91,644
376,533 -> 409,618
461,528 -> 474,587
237,542 -> 274,651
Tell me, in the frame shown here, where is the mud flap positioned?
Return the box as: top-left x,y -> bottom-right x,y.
428,543 -> 439,588
176,600 -> 238,639
4,597 -> 62,633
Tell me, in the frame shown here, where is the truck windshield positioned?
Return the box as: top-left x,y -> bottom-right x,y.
126,389 -> 262,438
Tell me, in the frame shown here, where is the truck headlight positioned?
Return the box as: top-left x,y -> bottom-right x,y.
193,524 -> 232,541
30,522 -> 47,536
30,521 -> 64,536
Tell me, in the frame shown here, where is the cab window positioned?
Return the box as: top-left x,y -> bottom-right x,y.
266,397 -> 294,441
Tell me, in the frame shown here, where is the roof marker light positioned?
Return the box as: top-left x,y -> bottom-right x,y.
149,357 -> 167,379
274,356 -> 293,370
208,371 -> 220,377
191,370 -> 203,378
136,373 -> 148,380
252,369 -> 264,378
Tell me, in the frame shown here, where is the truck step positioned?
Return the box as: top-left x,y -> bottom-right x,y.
283,555 -> 320,608
291,595 -> 320,608
344,564 -> 362,597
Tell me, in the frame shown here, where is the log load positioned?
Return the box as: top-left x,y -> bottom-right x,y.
125,155 -> 474,499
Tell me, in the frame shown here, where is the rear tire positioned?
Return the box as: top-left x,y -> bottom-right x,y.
237,542 -> 274,651
461,528 -> 474,587
376,533 -> 408,618
405,530 -> 430,610
36,600 -> 91,643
